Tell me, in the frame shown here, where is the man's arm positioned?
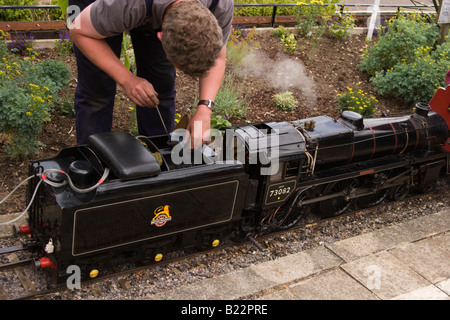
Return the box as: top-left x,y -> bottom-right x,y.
187,45 -> 227,149
69,4 -> 159,107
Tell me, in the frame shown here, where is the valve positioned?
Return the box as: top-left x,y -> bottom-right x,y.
35,257 -> 56,270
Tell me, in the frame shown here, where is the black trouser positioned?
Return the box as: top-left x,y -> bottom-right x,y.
69,0 -> 176,145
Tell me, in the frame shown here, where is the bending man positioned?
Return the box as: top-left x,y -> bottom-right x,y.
69,0 -> 234,148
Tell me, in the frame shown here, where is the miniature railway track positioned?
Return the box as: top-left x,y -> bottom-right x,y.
0,246 -> 39,299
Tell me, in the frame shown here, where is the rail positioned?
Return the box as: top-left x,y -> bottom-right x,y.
0,2 -> 436,29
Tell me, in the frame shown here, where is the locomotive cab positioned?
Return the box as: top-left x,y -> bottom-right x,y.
230,122 -> 306,210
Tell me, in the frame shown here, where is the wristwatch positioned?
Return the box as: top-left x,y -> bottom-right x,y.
197,99 -> 215,111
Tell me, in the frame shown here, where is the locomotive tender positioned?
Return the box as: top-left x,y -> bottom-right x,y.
23,87 -> 450,281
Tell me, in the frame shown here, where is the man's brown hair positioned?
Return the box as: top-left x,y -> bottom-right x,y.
161,0 -> 223,78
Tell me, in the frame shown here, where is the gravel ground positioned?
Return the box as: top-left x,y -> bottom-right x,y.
11,177 -> 441,300
0,178 -> 448,300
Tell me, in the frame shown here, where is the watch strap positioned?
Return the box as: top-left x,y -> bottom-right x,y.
197,100 -> 214,111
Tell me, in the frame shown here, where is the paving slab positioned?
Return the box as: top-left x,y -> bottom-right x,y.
436,279 -> 450,296
151,267 -> 273,300
340,251 -> 432,300
389,235 -> 450,284
257,289 -> 297,300
325,210 -> 450,262
432,231 -> 450,249
390,285 -> 450,300
250,246 -> 342,285
287,269 -> 378,300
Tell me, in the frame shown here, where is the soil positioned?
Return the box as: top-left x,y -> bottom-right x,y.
0,31 -> 412,215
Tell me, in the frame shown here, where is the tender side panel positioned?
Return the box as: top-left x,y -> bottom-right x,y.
72,180 -> 240,256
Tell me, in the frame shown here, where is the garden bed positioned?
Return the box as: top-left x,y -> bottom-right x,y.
0,31 -> 412,215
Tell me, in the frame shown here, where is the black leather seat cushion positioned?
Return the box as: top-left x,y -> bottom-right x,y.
88,132 -> 161,180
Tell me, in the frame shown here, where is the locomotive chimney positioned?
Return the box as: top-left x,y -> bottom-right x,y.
414,102 -> 431,117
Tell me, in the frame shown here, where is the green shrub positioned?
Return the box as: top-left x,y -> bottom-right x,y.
210,115 -> 232,130
337,85 -> 377,116
371,40 -> 450,104
213,74 -> 247,120
27,60 -> 71,91
360,14 -> 440,76
0,38 -> 71,158
296,0 -> 333,38
0,80 -> 51,158
281,33 -> 297,54
55,29 -> 73,59
0,0 -> 37,21
273,91 -> 298,111
273,25 -> 290,38
327,11 -> 356,41
227,26 -> 258,69
0,30 -> 9,57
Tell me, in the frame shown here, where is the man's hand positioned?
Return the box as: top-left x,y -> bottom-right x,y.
121,75 -> 159,108
186,105 -> 212,149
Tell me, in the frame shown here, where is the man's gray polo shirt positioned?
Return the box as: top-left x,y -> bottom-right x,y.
90,0 -> 234,45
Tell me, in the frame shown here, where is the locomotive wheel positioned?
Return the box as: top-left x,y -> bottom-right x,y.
358,188 -> 389,208
390,184 -> 409,201
276,191 -> 310,230
388,168 -> 410,201
358,174 -> 389,208
319,179 -> 358,217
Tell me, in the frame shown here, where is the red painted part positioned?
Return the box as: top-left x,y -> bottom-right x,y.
18,224 -> 32,234
429,86 -> 450,152
37,257 -> 56,269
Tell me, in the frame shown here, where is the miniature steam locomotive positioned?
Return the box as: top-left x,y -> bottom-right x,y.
22,87 -> 450,282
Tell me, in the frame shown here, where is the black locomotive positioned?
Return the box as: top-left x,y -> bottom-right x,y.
22,87 -> 450,282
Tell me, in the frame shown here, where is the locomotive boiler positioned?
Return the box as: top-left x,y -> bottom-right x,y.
20,87 -> 450,282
